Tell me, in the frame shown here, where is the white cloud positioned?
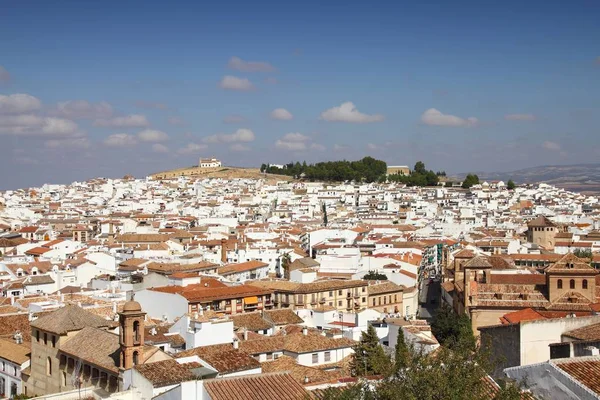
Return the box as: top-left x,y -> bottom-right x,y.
137,129 -> 169,142
55,100 -> 113,119
420,108 -> 478,127
367,143 -> 381,151
275,140 -> 307,151
270,108 -> 293,121
281,132 -> 309,142
230,143 -> 251,152
152,143 -> 169,153
219,76 -> 255,91
135,100 -> 168,110
203,128 -> 255,144
94,114 -> 149,128
333,144 -> 351,152
310,143 -> 326,151
228,56 -> 276,72
0,94 -> 42,114
0,66 -> 10,83
168,116 -> 185,126
223,114 -> 246,124
275,132 -> 324,152
104,134 -> 137,147
320,102 -> 384,123
45,137 -> 91,149
177,143 -> 207,155
542,141 -> 561,151
0,114 -> 80,138
505,113 -> 536,121
42,118 -> 79,136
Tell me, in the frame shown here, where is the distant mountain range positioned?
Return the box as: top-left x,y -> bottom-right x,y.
456,164 -> 600,195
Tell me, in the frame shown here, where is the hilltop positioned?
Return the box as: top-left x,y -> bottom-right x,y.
149,166 -> 293,182
458,163 -> 600,195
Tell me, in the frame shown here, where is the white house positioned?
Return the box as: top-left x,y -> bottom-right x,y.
0,337 -> 30,399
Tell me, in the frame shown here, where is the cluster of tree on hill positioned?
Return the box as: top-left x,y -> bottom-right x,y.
261,158 -> 447,187
320,305 -> 523,399
261,157 -> 387,182
386,161 -> 439,186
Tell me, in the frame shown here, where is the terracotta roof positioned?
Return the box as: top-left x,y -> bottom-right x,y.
231,312 -> 272,332
249,279 -> 367,294
499,308 -> 545,324
203,372 -> 308,400
59,327 -> 120,373
219,261 -> 269,276
0,338 -> 30,364
30,304 -> 112,335
546,253 -> 597,275
151,284 -> 271,303
367,281 -> 404,295
554,357 -> 600,396
562,322 -> 600,341
0,313 -> 36,342
264,309 -> 304,326
527,215 -> 557,228
175,343 -> 260,374
490,274 -> 546,285
261,355 -> 351,384
134,359 -> 197,387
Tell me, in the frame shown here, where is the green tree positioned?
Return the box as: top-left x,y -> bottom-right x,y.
462,174 -> 480,189
573,248 -> 593,260
322,202 -> 328,226
394,328 -> 410,373
506,179 -> 515,190
431,305 -> 476,352
351,325 -> 392,377
413,161 -> 426,175
363,271 -> 388,281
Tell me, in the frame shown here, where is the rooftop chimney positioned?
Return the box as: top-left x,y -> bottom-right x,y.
14,331 -> 23,345
199,306 -> 204,316
193,311 -> 199,320
243,328 -> 248,341
233,338 -> 239,349
302,326 -> 308,336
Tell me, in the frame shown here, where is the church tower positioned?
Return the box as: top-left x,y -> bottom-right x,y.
119,299 -> 146,369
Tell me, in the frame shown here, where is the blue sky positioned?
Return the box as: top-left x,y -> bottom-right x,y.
1,0 -> 599,189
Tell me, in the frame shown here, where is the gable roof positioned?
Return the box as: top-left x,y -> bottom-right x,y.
134,359 -> 197,387
30,304 -> 113,335
546,253 -> 597,275
0,338 -> 30,364
527,215 -> 557,228
59,327 -> 120,372
203,372 -> 308,400
175,344 -> 260,375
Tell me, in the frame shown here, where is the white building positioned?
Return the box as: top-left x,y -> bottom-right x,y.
0,337 -> 30,399
198,158 -> 222,169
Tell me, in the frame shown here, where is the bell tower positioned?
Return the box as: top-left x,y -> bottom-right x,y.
119,299 -> 146,369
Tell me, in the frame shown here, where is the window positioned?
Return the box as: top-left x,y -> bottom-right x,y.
312,353 -> 318,364
362,287 -> 366,293
44,333 -> 48,345
52,335 -> 56,348
372,299 -> 376,306
329,291 -> 333,297
394,295 -> 398,303
133,320 -> 140,342
46,357 -> 52,376
570,279 -> 575,289
583,280 -> 588,289
557,279 -> 563,289
36,330 -> 39,342
329,302 -> 333,307
362,297 -> 366,303
338,301 -> 342,307
266,352 -> 273,360
338,290 -> 343,296
133,351 -> 139,365
325,351 -> 331,362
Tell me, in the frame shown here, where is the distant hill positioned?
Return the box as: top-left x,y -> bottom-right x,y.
457,164 -> 600,195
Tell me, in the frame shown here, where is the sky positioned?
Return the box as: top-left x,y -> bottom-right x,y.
1,0 -> 600,189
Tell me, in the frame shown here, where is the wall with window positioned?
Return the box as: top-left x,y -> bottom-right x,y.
0,356 -> 29,399
548,274 -> 596,303
292,348 -> 353,367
